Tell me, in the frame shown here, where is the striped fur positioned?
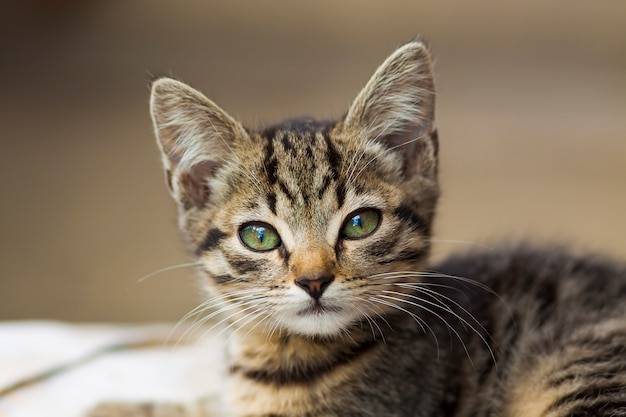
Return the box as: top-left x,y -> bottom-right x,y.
141,41 -> 626,416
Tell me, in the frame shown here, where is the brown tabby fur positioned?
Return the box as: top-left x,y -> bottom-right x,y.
93,41 -> 626,416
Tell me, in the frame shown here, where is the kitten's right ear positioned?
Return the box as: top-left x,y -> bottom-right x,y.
342,41 -> 437,180
150,78 -> 247,209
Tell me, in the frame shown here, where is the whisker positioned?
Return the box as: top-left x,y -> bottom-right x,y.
419,272 -> 513,320
197,301 -> 266,343
267,315 -> 284,343
397,285 -> 487,334
369,295 -> 440,359
174,295 -> 265,345
167,289 -> 268,344
369,296 -> 426,334
369,270 -> 501,300
137,262 -> 203,283
221,307 -> 267,346
362,279 -> 467,298
376,293 -> 473,369
241,308 -> 274,340
348,299 -> 383,342
412,285 -> 501,363
188,295 -> 262,329
172,289 -> 261,335
353,297 -> 393,343
382,289 -> 497,369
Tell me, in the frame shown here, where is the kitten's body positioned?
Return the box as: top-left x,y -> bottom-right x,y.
95,41 -> 625,416
224,245 -> 626,417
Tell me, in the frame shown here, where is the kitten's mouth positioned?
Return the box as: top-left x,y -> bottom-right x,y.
297,302 -> 341,317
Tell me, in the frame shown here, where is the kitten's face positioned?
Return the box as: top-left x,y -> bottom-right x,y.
150,42 -> 439,337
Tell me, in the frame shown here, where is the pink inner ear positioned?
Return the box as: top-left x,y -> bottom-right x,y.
177,160 -> 220,209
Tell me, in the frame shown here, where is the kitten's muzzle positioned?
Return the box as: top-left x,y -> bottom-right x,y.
295,275 -> 334,301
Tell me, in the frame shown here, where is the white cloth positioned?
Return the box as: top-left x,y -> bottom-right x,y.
0,321 -> 226,417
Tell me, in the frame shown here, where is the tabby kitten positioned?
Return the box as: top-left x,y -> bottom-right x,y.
147,41 -> 626,416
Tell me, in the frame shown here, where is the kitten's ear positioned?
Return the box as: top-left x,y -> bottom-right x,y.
343,41 -> 438,179
150,78 -> 248,209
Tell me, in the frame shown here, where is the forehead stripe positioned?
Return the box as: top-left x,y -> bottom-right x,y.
322,130 -> 346,208
267,192 -> 277,214
263,134 -> 278,186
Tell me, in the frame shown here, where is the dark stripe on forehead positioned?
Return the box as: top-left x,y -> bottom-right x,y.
277,180 -> 295,201
267,192 -> 277,214
260,124 -> 278,140
335,182 -> 346,208
394,204 -> 430,235
323,131 -> 341,180
263,134 -> 278,185
280,132 -> 297,156
317,174 -> 332,199
197,228 -> 227,255
323,131 -> 346,208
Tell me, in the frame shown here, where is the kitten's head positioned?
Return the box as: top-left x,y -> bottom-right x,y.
150,41 -> 438,338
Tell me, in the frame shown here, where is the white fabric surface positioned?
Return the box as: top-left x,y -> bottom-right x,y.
0,321 -> 226,417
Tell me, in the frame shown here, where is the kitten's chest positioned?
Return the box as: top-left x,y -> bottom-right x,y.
223,332 -> 385,417
225,361 -> 365,417
221,322 -> 456,417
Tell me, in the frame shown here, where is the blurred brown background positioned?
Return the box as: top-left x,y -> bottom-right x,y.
1,1 -> 624,322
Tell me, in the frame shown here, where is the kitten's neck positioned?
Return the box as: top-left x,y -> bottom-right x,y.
226,323 -> 385,385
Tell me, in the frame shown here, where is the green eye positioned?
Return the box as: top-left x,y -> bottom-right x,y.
239,223 -> 281,251
341,209 -> 380,240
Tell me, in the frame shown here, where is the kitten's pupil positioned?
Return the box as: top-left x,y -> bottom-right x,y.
342,209 -> 380,239
239,223 -> 281,251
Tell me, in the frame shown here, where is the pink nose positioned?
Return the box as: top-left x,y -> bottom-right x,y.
295,275 -> 334,300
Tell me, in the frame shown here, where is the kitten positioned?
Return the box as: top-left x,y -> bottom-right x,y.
108,41 -> 626,416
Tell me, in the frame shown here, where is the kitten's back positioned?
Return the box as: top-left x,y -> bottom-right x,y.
434,246 -> 626,416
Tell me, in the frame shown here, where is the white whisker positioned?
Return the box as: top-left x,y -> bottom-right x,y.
197,301 -> 266,343
353,297 -> 392,343
369,296 -> 426,334
369,295 -> 440,359
383,289 -> 498,369
376,293 -> 474,369
349,299 -> 383,342
137,262 -> 203,283
173,294 -> 265,345
221,307 -> 267,346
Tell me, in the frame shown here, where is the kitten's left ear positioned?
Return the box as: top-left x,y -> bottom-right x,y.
150,77 -> 249,209
343,41 -> 437,179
